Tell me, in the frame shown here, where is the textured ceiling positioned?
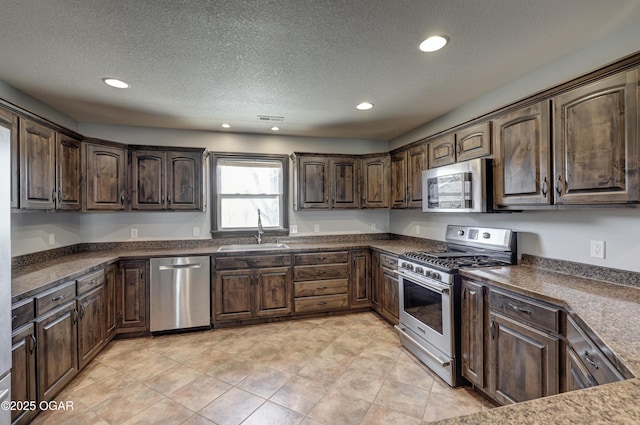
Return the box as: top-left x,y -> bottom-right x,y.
1,0 -> 640,140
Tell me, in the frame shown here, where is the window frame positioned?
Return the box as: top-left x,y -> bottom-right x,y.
210,152 -> 289,238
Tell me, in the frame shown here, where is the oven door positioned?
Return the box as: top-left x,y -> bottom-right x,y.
398,271 -> 452,356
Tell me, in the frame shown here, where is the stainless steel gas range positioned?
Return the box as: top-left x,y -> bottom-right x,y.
396,225 -> 517,387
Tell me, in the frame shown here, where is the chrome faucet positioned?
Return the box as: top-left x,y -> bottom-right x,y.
255,209 -> 264,245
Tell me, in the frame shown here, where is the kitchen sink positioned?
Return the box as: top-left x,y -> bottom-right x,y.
216,243 -> 289,252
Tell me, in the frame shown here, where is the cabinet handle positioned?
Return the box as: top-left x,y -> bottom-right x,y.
247,259 -> 261,265
73,308 -> 78,324
455,143 -> 460,157
167,195 -> 171,205
88,279 -> 97,286
318,301 -> 327,305
317,256 -> 326,261
120,194 -> 125,205
583,351 -> 600,369
490,320 -> 496,340
52,294 -> 65,302
317,270 -> 326,275
11,315 -> 17,323
316,286 -> 328,290
541,177 -> 548,197
555,175 -> 563,195
508,303 -> 532,315
30,334 -> 37,354
58,190 -> 63,202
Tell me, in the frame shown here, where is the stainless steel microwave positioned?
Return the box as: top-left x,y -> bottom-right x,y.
422,158 -> 493,213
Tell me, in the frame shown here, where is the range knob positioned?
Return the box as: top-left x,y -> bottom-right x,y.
457,230 -> 465,236
405,263 -> 414,271
415,266 -> 424,275
425,270 -> 433,278
432,272 -> 442,281
482,232 -> 491,239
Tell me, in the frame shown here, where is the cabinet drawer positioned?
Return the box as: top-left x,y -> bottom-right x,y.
35,281 -> 77,317
490,289 -> 560,333
294,278 -> 348,297
294,251 -> 348,265
294,264 -> 349,281
294,294 -> 349,313
77,269 -> 105,295
11,298 -> 34,329
380,253 -> 398,270
215,254 -> 291,270
567,316 -> 624,385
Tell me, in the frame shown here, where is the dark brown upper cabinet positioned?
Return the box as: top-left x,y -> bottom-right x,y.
293,154 -> 359,210
0,109 -> 19,209
83,141 -> 128,211
493,101 -> 552,209
56,133 -> 82,210
360,154 -> 390,208
130,148 -> 204,211
391,143 -> 426,209
428,122 -> 492,169
552,68 -> 639,205
19,118 -> 56,209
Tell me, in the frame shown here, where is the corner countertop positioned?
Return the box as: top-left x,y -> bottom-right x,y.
10,239 -> 439,302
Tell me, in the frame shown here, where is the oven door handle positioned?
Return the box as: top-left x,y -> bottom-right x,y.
395,325 -> 451,368
399,271 -> 449,295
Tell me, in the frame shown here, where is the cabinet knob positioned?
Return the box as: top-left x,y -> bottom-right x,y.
555,176 -> 563,195
541,177 -> 548,197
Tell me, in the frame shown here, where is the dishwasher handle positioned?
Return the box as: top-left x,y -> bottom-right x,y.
159,263 -> 203,271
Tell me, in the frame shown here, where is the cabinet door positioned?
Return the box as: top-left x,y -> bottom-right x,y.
361,155 -> 390,208
77,287 -> 105,369
493,101 -> 551,208
566,346 -> 596,392
104,264 -> 117,341
11,323 -> 37,425
330,158 -> 359,209
381,269 -> 399,323
131,150 -> 166,210
117,260 -> 148,332
407,144 -> 427,208
390,151 -> 407,208
0,109 -> 19,209
456,121 -> 492,162
84,143 -> 127,210
553,69 -> 639,204
56,134 -> 82,210
255,267 -> 292,317
350,250 -> 371,307
489,312 -> 559,405
461,280 -> 485,388
297,156 -> 330,209
371,252 -> 381,309
214,269 -> 254,321
19,118 -> 56,209
35,302 -> 78,402
428,133 -> 456,168
167,151 -> 203,210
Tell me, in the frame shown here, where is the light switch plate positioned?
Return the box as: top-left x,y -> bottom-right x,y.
290,225 -> 298,234
193,227 -> 200,237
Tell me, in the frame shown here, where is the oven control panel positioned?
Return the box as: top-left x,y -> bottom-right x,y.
445,225 -> 514,250
398,260 -> 447,283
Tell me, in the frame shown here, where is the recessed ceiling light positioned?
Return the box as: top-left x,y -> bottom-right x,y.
356,102 -> 374,111
102,78 -> 129,88
271,126 -> 280,131
418,35 -> 449,52
221,123 -> 231,128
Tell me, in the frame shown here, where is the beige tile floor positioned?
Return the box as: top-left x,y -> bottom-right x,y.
32,312 -> 496,425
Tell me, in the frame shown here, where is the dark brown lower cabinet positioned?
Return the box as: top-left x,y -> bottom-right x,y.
104,264 -> 118,340
461,279 -> 486,388
350,250 -> 371,308
489,312 -> 559,404
77,287 -> 105,369
371,252 -> 399,324
35,302 -> 78,403
117,260 -> 148,334
11,323 -> 37,425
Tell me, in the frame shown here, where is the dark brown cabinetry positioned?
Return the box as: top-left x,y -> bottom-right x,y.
349,249 -> 371,308
11,299 -> 37,425
76,270 -> 106,369
493,101 -> 552,209
552,68 -> 639,204
360,154 -> 390,208
214,254 -> 292,322
293,251 -> 350,314
0,108 -> 19,209
461,279 -> 486,388
391,143 -> 427,208
19,118 -> 56,209
371,252 -> 399,324
117,260 -> 148,334
34,281 -> 79,403
293,154 -> 360,210
130,148 -> 204,211
104,264 -> 117,341
56,134 -> 82,210
428,122 -> 491,169
84,141 -> 128,211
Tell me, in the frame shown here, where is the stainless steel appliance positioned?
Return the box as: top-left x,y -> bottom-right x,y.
0,120 -> 11,422
396,225 -> 516,386
422,158 -> 493,212
150,256 -> 211,332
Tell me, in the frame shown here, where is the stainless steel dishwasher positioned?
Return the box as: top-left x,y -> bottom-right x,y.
150,256 -> 211,332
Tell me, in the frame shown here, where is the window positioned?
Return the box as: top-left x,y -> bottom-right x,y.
211,153 -> 289,236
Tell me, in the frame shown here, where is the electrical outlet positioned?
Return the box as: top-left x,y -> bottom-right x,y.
371,223 -> 376,231
48,233 -> 55,245
290,224 -> 298,234
416,225 -> 421,234
192,227 -> 200,237
590,240 -> 605,259
131,228 -> 138,238
314,224 -> 320,233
